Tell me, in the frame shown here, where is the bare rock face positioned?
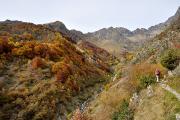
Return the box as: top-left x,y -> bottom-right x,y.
44,21 -> 84,42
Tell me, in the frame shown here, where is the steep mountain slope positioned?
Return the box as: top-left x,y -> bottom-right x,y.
152,6 -> 180,30
132,15 -> 180,120
94,9 -> 180,120
132,16 -> 180,64
0,21 -> 117,120
79,16 -> 180,120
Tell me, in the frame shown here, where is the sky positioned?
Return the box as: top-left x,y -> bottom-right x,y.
0,0 -> 180,33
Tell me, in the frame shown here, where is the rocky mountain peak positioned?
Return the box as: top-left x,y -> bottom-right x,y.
133,28 -> 148,34
45,21 -> 68,31
164,6 -> 180,25
176,6 -> 180,15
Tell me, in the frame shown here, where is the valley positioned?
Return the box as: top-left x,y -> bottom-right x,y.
0,5 -> 180,120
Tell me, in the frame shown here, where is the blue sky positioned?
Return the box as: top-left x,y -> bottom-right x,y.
0,0 -> 179,33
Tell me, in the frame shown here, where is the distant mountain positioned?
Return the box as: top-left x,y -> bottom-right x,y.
85,7 -> 180,42
44,7 -> 180,58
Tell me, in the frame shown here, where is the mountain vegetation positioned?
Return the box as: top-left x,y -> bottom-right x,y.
0,21 -> 118,120
0,6 -> 180,120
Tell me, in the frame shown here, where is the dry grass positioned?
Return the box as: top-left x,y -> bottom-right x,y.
134,85 -> 180,120
85,77 -> 136,120
134,86 -> 165,120
84,63 -> 167,120
129,63 -> 167,87
167,76 -> 180,93
71,108 -> 89,120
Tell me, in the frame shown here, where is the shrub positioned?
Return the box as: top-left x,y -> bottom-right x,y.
160,49 -> 180,70
71,108 -> 88,120
0,37 -> 14,54
31,57 -> 45,69
112,100 -> 134,120
138,75 -> 156,88
51,62 -> 63,73
56,70 -> 68,83
12,44 -> 34,58
34,44 -> 48,57
46,47 -> 61,61
56,66 -> 72,83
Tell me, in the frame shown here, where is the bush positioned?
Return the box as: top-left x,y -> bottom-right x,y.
71,108 -> 88,120
112,100 -> 134,120
56,70 -> 68,83
51,62 -> 62,73
160,49 -> 180,70
12,43 -> 34,58
0,37 -> 14,54
31,57 -> 45,69
138,75 -> 156,88
54,62 -> 72,83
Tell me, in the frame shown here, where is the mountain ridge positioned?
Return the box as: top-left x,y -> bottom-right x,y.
43,7 -> 180,58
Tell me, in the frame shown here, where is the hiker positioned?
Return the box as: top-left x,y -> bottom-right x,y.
155,69 -> 160,82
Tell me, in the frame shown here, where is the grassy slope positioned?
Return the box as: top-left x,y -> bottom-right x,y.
134,85 -> 180,120
85,77 -> 135,120
133,17 -> 180,120
167,76 -> 180,93
87,17 -> 180,120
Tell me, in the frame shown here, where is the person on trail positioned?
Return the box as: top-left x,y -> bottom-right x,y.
155,69 -> 160,82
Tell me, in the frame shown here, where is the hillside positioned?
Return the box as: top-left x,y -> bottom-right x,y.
0,20 -> 60,41
80,15 -> 180,120
132,16 -> 180,64
0,21 -> 118,120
